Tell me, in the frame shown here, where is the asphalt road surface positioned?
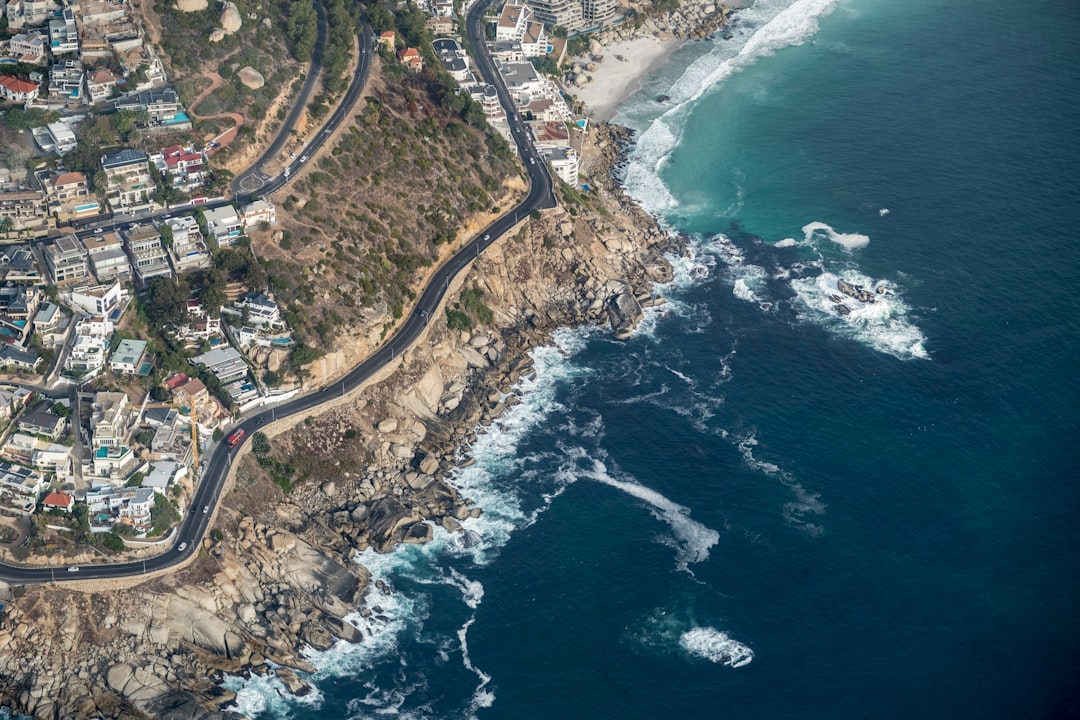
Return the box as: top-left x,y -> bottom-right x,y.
0,9 -> 555,585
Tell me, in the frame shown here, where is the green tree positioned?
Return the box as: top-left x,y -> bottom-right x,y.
251,431 -> 271,457
143,276 -> 190,326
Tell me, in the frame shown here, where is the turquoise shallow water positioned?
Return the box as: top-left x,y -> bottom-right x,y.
215,0 -> 1080,717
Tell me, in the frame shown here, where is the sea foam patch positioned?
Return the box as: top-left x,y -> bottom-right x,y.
559,445 -> 720,572
680,627 -> 755,668
802,220 -> 870,250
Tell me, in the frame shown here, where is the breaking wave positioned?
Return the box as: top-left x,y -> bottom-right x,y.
790,269 -> 929,360
680,627 -> 755,668
737,432 -> 826,536
622,0 -> 846,215
801,220 -> 870,251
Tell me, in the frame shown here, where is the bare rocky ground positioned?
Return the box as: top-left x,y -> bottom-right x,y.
0,122 -> 681,719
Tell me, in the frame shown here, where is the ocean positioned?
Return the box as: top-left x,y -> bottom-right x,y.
224,0 -> 1080,717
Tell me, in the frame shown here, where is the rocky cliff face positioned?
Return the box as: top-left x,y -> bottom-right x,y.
0,123 -> 681,719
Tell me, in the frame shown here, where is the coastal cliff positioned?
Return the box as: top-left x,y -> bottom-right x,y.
0,123 -> 679,719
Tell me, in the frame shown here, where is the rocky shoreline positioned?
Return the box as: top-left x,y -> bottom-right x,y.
0,121 -> 683,719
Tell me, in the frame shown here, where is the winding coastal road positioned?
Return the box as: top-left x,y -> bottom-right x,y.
231,0 -> 329,196
0,4 -> 555,585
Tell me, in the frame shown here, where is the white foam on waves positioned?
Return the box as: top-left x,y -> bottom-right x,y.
680,627 -> 755,668
791,268 -> 929,360
622,0 -> 846,216
559,445 -> 720,573
802,220 -> 870,251
736,432 -> 825,536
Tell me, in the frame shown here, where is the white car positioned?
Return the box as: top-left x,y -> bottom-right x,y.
67,566 -> 79,572
177,542 -> 188,552
203,505 -> 209,514
529,158 -> 535,165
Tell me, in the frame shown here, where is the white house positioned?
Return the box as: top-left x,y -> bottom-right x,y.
109,338 -> 148,375
238,199 -> 276,230
191,346 -> 247,383
68,280 -> 124,316
202,205 -> 242,244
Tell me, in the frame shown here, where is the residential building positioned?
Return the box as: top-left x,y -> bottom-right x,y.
123,224 -> 172,285
191,345 -> 247,383
149,408 -> 191,460
433,39 -> 470,83
0,75 -> 39,102
48,8 -> 79,56
84,232 -> 131,282
530,120 -> 571,149
520,21 -> 548,58
7,30 -> 47,64
398,47 -> 424,73
86,68 -> 118,103
425,15 -> 453,35
202,205 -> 241,244
524,0 -> 582,31
5,0 -> 50,31
69,280 -> 124,316
109,338 -> 147,374
238,199 -> 276,230
43,170 -> 98,219
229,292 -> 281,328
1,245 -> 41,284
48,59 -> 84,106
378,30 -> 396,50
547,147 -> 580,186
0,345 -> 39,372
89,391 -> 129,449
33,301 -> 60,336
581,0 -> 617,28
489,41 -> 525,63
92,444 -> 135,479
142,460 -> 183,493
173,376 -> 208,407
151,145 -> 205,188
162,215 -> 210,272
42,491 -> 74,512
0,186 -> 47,233
118,486 -> 154,526
495,3 -> 532,42
3,434 -> 71,476
102,149 -> 153,209
0,285 -> 40,342
43,234 -> 89,285
18,402 -> 65,439
0,460 -> 44,512
114,87 -> 184,125
43,122 -> 78,155
223,378 -> 258,404
466,83 -> 502,117
0,386 -> 32,419
66,314 -> 113,378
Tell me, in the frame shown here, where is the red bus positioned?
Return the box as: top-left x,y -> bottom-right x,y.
226,429 -> 246,448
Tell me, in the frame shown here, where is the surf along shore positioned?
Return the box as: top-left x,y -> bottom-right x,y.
0,5 -> 741,718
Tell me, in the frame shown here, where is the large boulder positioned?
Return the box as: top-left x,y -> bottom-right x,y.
163,597 -> 248,660
176,0 -> 208,11
237,66 -> 264,89
606,290 -> 643,340
220,1 -> 242,34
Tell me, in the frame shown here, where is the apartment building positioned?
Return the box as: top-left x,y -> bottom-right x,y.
83,232 -> 131,282
123,224 -> 172,286
101,148 -> 153,209
90,391 -> 130,449
43,234 -> 89,285
162,215 -> 210,272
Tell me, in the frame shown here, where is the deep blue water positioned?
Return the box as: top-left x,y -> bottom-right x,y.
228,0 -> 1080,717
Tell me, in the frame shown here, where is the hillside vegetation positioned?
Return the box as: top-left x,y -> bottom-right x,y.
258,64 -> 519,349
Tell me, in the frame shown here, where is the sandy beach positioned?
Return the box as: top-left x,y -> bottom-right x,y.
572,36 -> 685,121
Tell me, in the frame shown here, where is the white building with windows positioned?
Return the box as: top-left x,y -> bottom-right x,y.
66,315 -> 113,379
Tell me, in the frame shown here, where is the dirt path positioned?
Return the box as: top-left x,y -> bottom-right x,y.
187,71 -> 245,157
